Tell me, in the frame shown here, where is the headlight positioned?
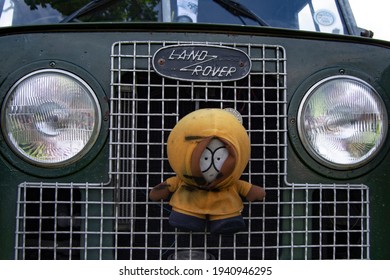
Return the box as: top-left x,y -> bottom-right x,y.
297,75 -> 387,169
2,69 -> 101,167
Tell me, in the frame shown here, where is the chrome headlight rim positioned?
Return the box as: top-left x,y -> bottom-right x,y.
0,62 -> 108,177
297,74 -> 388,170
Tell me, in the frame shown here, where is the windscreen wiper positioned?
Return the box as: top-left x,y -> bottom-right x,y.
60,0 -> 118,23
213,0 -> 268,26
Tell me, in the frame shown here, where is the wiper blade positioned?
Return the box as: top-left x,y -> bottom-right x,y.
213,0 -> 268,26
60,0 -> 117,23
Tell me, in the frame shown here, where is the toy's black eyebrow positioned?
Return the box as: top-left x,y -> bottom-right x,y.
184,135 -> 205,141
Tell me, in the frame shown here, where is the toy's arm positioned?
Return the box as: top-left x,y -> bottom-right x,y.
149,182 -> 171,201
245,184 -> 266,202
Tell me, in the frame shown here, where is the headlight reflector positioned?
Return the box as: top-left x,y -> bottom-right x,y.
298,76 -> 387,169
2,69 -> 101,166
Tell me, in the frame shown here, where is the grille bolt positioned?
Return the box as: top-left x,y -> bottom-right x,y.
158,58 -> 165,65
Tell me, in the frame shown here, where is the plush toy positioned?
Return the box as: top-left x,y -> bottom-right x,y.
149,108 -> 266,234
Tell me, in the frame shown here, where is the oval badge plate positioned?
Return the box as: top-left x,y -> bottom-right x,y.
152,44 -> 251,82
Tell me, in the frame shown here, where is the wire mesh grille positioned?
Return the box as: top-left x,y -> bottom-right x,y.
14,41 -> 370,260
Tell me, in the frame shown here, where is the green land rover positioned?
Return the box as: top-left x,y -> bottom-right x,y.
0,0 -> 389,260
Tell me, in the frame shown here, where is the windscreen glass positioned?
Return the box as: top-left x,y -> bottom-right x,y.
0,0 -> 347,35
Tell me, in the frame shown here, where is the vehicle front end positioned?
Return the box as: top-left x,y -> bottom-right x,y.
0,0 -> 389,260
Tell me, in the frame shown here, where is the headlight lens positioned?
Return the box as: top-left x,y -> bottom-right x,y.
2,69 -> 101,167
298,76 -> 387,169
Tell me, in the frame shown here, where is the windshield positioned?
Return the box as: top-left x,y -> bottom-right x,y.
0,0 -> 348,35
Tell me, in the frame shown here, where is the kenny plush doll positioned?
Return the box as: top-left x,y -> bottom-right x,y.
149,108 -> 265,234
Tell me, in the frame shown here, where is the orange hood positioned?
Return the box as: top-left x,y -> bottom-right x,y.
167,108 -> 250,190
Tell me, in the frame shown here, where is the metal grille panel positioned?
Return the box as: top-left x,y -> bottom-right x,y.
15,182 -> 369,259
14,41 -> 370,259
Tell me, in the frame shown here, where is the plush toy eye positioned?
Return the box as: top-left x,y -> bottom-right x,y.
213,146 -> 228,171
200,149 -> 213,172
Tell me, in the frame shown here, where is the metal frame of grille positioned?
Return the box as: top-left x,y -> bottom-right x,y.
14,41 -> 370,260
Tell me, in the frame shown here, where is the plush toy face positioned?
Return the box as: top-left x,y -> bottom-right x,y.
199,138 -> 228,183
167,108 -> 250,190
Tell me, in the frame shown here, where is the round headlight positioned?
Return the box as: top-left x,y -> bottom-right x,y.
2,69 -> 101,167
298,76 -> 387,169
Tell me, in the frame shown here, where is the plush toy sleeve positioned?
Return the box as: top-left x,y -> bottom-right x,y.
149,181 -> 172,201
234,180 -> 266,201
246,184 -> 266,201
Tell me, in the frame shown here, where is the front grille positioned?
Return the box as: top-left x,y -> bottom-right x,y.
14,41 -> 370,259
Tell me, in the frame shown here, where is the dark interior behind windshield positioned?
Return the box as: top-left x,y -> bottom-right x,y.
0,0 -> 347,35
